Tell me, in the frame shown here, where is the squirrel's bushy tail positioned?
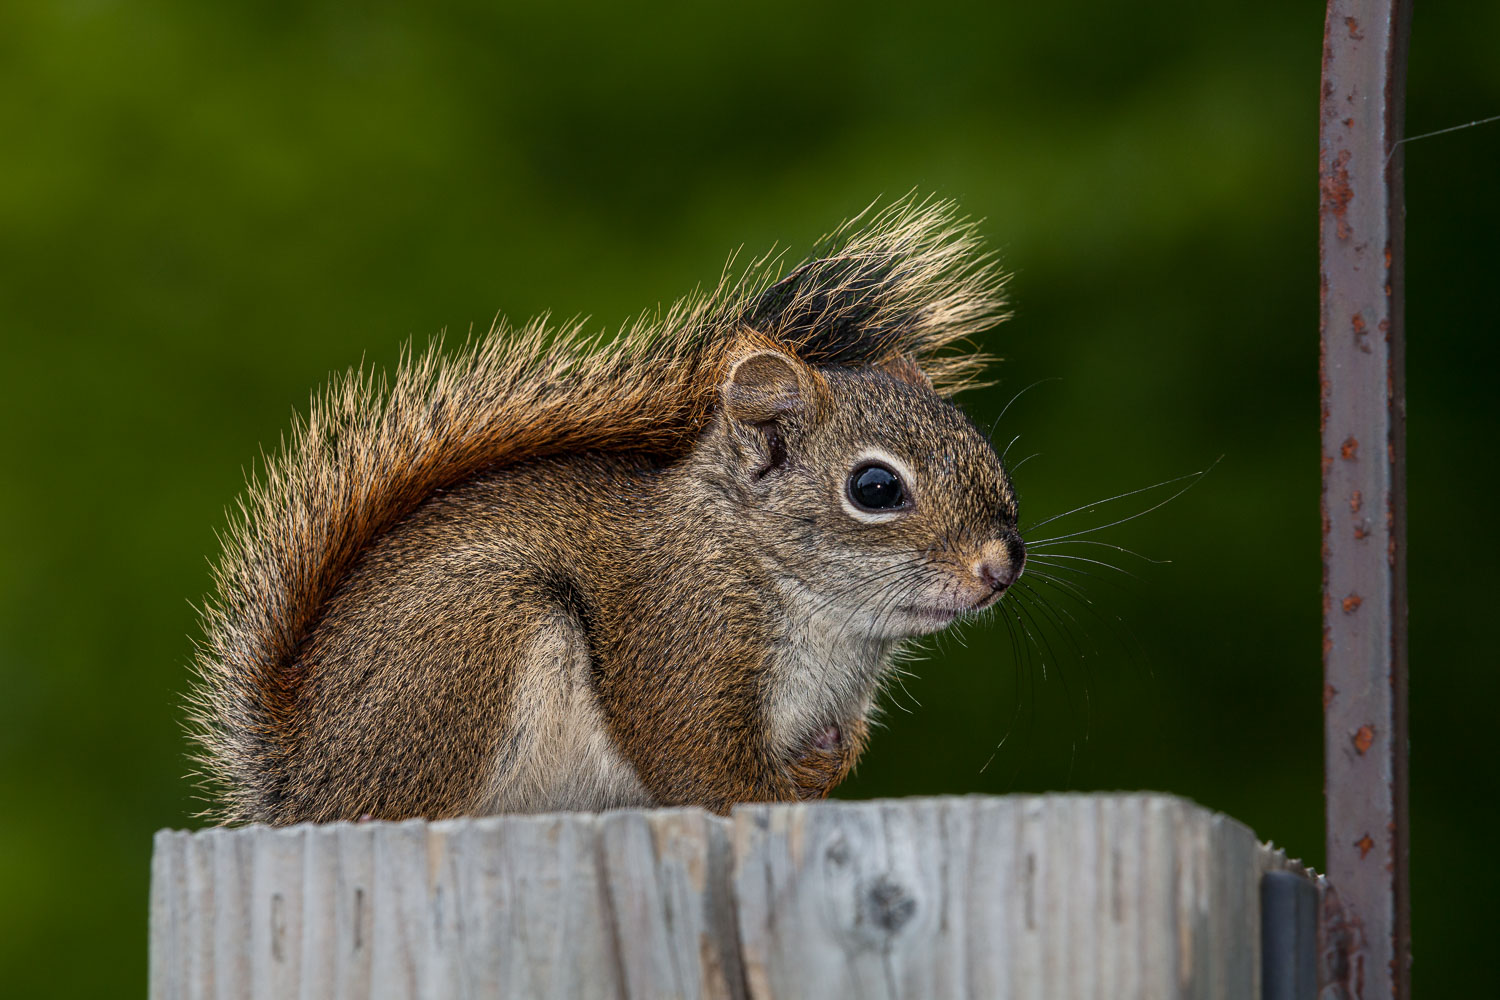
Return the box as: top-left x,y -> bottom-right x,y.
187,196 -> 1007,822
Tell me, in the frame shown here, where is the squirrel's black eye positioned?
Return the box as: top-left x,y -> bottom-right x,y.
848,462 -> 907,511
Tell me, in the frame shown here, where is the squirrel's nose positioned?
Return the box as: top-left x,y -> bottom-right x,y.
975,535 -> 1026,594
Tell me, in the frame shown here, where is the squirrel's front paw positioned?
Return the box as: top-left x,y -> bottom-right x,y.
786,720 -> 866,800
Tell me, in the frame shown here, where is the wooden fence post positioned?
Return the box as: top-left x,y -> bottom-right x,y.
151,794 -> 1312,1000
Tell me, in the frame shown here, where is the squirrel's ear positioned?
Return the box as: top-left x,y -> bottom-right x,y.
877,353 -> 933,390
722,349 -> 817,424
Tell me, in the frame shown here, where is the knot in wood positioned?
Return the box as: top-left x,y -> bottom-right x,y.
860,875 -> 916,934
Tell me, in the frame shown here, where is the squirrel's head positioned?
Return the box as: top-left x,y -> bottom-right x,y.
706,342 -> 1024,639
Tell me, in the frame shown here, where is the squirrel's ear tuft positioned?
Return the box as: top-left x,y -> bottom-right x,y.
877,353 -> 933,390
722,349 -> 818,424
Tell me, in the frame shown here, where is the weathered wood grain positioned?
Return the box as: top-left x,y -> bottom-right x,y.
151,794 -> 1311,1000
731,795 -> 1285,1000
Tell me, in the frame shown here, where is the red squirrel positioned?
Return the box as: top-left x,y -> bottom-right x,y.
188,199 -> 1025,824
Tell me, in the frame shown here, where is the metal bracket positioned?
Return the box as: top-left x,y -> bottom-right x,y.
1263,870 -> 1318,1000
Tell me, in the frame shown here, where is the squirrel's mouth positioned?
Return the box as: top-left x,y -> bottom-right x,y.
895,604 -> 963,627
896,590 -> 1009,632
973,587 -> 1008,611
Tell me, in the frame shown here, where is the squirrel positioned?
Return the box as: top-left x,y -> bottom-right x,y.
187,199 -> 1026,826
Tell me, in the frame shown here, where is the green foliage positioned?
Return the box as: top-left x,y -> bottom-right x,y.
0,1 -> 1494,993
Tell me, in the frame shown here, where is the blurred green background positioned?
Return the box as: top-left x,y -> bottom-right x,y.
2,0 -> 1495,995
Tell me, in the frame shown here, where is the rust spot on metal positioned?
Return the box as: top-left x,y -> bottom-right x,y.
1354,522 -> 1370,540
1342,594 -> 1363,614
1384,245 -> 1392,270
1319,884 -> 1359,995
1353,724 -> 1375,754
1341,436 -> 1359,460
1350,490 -> 1362,513
1320,149 -> 1354,240
1388,498 -> 1397,566
1345,17 -> 1364,40
1324,682 -> 1337,708
1356,834 -> 1375,858
1343,116 -> 1354,129
1352,312 -> 1371,353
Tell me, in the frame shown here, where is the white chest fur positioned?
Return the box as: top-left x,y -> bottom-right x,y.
764,586 -> 896,756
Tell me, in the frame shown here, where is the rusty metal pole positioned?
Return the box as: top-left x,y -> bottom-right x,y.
1318,0 -> 1412,996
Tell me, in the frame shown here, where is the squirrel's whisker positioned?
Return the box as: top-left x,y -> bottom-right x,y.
1026,538 -> 1170,565
1022,462 -> 1217,538
1027,552 -> 1143,582
988,377 -> 1061,441
1009,452 -> 1041,474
